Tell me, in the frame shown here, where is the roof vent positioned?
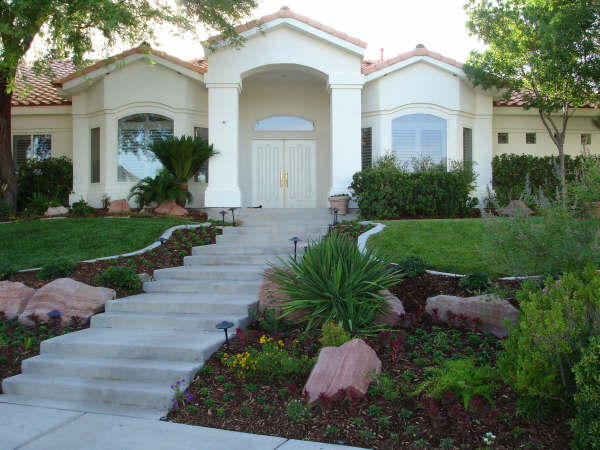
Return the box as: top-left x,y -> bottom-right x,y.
415,44 -> 426,48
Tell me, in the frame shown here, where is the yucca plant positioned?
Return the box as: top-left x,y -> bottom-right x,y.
147,135 -> 216,204
128,169 -> 187,209
267,233 -> 404,335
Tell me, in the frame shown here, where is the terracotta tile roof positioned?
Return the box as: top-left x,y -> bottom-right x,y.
493,90 -> 595,108
362,44 -> 464,75
12,60 -> 75,106
208,7 -> 368,49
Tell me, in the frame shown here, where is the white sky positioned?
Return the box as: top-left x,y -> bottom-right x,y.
28,0 -> 484,63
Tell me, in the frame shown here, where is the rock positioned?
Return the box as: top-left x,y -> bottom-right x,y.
108,199 -> 130,213
425,294 -> 519,338
155,200 -> 188,216
498,200 -> 532,217
257,267 -> 306,323
138,272 -> 152,283
304,338 -> 381,404
44,206 -> 69,217
0,281 -> 35,319
375,290 -> 406,326
19,278 -> 115,326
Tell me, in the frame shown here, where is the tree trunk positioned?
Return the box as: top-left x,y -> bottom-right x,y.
0,83 -> 16,208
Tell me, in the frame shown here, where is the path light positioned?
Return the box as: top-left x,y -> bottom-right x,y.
46,309 -> 62,336
219,210 -> 227,226
216,320 -> 234,351
289,236 -> 302,262
159,237 -> 168,265
332,208 -> 339,226
229,207 -> 238,226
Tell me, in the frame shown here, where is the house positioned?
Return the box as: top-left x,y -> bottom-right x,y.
10,8 -> 600,209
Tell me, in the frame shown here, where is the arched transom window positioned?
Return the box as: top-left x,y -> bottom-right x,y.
118,113 -> 173,182
254,116 -> 315,131
392,114 -> 447,169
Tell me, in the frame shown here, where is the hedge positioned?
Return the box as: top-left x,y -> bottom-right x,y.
350,167 -> 476,218
491,153 -> 580,206
16,156 -> 73,211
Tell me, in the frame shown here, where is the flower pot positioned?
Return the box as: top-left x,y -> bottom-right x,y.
328,195 -> 350,215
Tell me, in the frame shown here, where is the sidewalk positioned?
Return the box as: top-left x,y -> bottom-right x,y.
0,402 -> 365,450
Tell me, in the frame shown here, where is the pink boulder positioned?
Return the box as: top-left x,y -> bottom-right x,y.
258,267 -> 307,323
108,199 -> 131,213
19,278 -> 115,326
498,200 -> 532,217
155,200 -> 188,216
375,290 -> 405,326
0,281 -> 35,319
425,294 -> 518,338
304,338 -> 381,404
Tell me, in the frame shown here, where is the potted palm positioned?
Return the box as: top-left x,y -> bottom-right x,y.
147,135 -> 217,206
328,193 -> 351,215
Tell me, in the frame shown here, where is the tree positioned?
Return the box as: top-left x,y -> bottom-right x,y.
0,0 -> 256,207
464,0 -> 600,192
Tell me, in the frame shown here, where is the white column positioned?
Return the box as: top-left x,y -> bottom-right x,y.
69,116 -> 89,205
204,83 -> 242,207
329,84 -> 363,195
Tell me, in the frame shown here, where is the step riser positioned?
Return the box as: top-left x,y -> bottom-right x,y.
106,301 -> 255,315
143,281 -> 261,294
2,377 -> 171,410
153,270 -> 263,282
21,358 -> 200,384
221,227 -> 326,235
216,234 -> 324,243
91,314 -> 249,331
184,255 -> 287,266
191,246 -> 294,256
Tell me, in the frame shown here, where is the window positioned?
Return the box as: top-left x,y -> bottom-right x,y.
12,134 -> 51,166
463,127 -> 473,166
117,113 -> 173,182
194,127 -> 209,183
90,128 -> 100,183
582,134 -> 592,146
391,114 -> 447,169
497,132 -> 509,144
361,127 -> 372,170
254,116 -> 314,131
526,133 -> 536,144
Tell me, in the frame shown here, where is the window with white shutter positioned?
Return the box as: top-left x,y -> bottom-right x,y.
12,134 -> 51,167
117,113 -> 173,182
361,127 -> 372,170
91,128 -> 100,183
463,127 -> 473,166
194,127 -> 209,182
391,114 -> 446,169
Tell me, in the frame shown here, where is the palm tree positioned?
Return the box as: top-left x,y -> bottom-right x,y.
147,135 -> 217,205
128,169 -> 188,209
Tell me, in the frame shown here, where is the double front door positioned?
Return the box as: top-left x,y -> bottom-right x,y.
251,140 -> 316,208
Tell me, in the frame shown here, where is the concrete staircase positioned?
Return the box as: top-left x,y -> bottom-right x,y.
1,208 -> 334,418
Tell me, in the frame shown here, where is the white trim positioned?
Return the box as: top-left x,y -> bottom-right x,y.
364,56 -> 466,83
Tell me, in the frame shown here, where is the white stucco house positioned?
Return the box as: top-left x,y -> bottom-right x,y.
11,8 -> 600,209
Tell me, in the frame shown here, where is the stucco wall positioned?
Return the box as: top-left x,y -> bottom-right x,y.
493,107 -> 600,157
11,106 -> 73,160
238,76 -> 331,207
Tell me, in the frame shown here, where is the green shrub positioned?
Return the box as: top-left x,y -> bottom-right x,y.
128,169 -> 188,209
93,266 -> 142,292
498,266 -> 600,415
319,321 -> 351,347
570,336 -> 600,450
350,164 -> 476,219
0,200 -> 13,221
458,272 -> 492,294
285,399 -> 312,423
413,358 -> 499,410
397,256 -> 427,278
0,264 -> 17,281
37,258 -> 77,279
17,156 -> 72,211
71,198 -> 94,217
268,233 -> 403,335
25,193 -> 51,216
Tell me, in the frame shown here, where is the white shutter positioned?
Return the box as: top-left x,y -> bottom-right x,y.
392,114 -> 447,169
12,135 -> 31,167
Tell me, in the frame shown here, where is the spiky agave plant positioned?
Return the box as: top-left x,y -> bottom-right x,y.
267,233 -> 404,335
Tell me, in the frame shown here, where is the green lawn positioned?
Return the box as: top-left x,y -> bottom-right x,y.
0,217 -> 192,270
367,219 -> 489,275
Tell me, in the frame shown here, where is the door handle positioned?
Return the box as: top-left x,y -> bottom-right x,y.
280,171 -> 284,188
284,172 -> 289,188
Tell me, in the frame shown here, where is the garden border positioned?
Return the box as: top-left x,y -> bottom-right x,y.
18,222 -> 211,273
358,220 -> 541,281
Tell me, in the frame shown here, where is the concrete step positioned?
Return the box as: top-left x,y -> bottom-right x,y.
21,354 -> 202,384
153,265 -> 265,282
215,234 -> 323,244
143,279 -> 261,294
2,374 -> 173,410
191,243 -> 296,256
184,253 -> 289,266
106,293 -> 256,315
221,225 -> 327,235
91,311 -> 249,331
40,328 -> 226,362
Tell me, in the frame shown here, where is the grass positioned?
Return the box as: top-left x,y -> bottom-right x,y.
367,219 -> 490,275
0,217 -> 192,270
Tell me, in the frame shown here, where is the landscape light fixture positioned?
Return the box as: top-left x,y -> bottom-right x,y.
216,321 -> 234,351
219,210 -> 227,226
159,237 -> 168,265
332,208 -> 339,226
46,309 -> 62,336
229,207 -> 238,226
289,236 -> 302,261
